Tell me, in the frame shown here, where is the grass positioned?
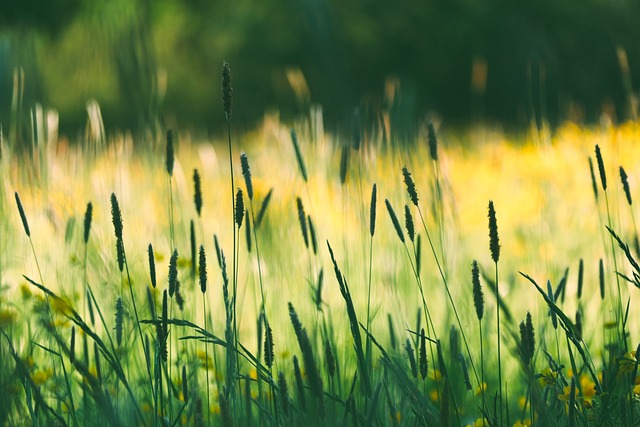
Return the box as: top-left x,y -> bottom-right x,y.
3,73 -> 640,425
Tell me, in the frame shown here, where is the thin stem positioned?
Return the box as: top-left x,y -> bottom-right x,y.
203,296 -> 211,427
495,261 -> 503,426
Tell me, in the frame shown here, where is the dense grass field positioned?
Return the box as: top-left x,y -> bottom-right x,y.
2,104 -> 640,426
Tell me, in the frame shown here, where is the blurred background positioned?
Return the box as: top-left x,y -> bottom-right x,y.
1,0 -> 639,143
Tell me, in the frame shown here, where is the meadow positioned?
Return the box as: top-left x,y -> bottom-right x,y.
2,73 -> 640,426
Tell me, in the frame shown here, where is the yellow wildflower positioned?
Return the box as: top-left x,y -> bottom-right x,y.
0,309 -> 17,326
513,420 -> 531,427
249,368 -> 258,380
466,417 -> 489,427
538,367 -> 558,387
618,351 -> 637,374
475,382 -> 487,396
20,283 -> 32,299
50,297 -> 73,316
31,368 -> 54,386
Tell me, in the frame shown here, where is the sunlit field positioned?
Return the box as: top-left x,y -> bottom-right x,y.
2,112 -> 640,426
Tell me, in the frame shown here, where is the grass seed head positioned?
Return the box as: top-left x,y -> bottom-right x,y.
264,323 -> 274,369
199,245 -> 207,293
222,62 -> 233,121
235,188 -> 244,229
83,202 -> 93,244
219,391 -> 234,427
278,371 -> 290,417
402,166 -> 419,206
182,365 -> 189,404
419,328 -> 428,380
116,238 -> 125,272
190,220 -> 196,278
296,197 -> 309,248
370,183 -> 377,237
339,145 -> 349,184
14,192 -> 30,237
166,130 -> 175,176
115,297 -> 124,347
110,193 -> 123,240
148,244 -> 157,288
240,152 -> 254,200
387,314 -> 397,350
620,166 -> 632,205
175,280 -> 185,311
595,144 -> 607,191
404,204 -> 415,243
293,355 -> 306,412
488,200 -> 500,263
169,249 -> 178,298
472,260 -> 484,320
193,169 -> 203,216
459,353 -> 472,391
385,199 -> 405,243
290,129 -> 308,182
325,339 -> 336,377
146,286 -> 156,320
405,338 -> 418,379
427,122 -> 438,162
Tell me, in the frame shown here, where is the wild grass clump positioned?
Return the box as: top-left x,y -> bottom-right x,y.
4,65 -> 640,427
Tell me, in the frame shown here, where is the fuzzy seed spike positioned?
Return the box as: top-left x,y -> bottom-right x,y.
222,62 -> 233,121
193,169 -> 203,216
370,184 -> 377,237
115,297 -> 124,347
199,245 -> 207,293
419,328 -> 428,380
472,260 -> 484,320
83,202 -> 93,244
404,204 -> 415,243
264,323 -> 274,369
427,122 -> 438,162
148,244 -> 157,288
14,192 -> 30,237
488,200 -> 500,263
402,167 -> 419,206
385,199 -> 405,243
240,152 -> 254,200
166,130 -> 175,176
405,338 -> 418,379
620,166 -> 633,205
110,193 -> 123,240
340,145 -> 349,184
595,144 -> 607,191
235,188 -> 244,228
168,249 -> 178,298
290,129 -> 308,182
